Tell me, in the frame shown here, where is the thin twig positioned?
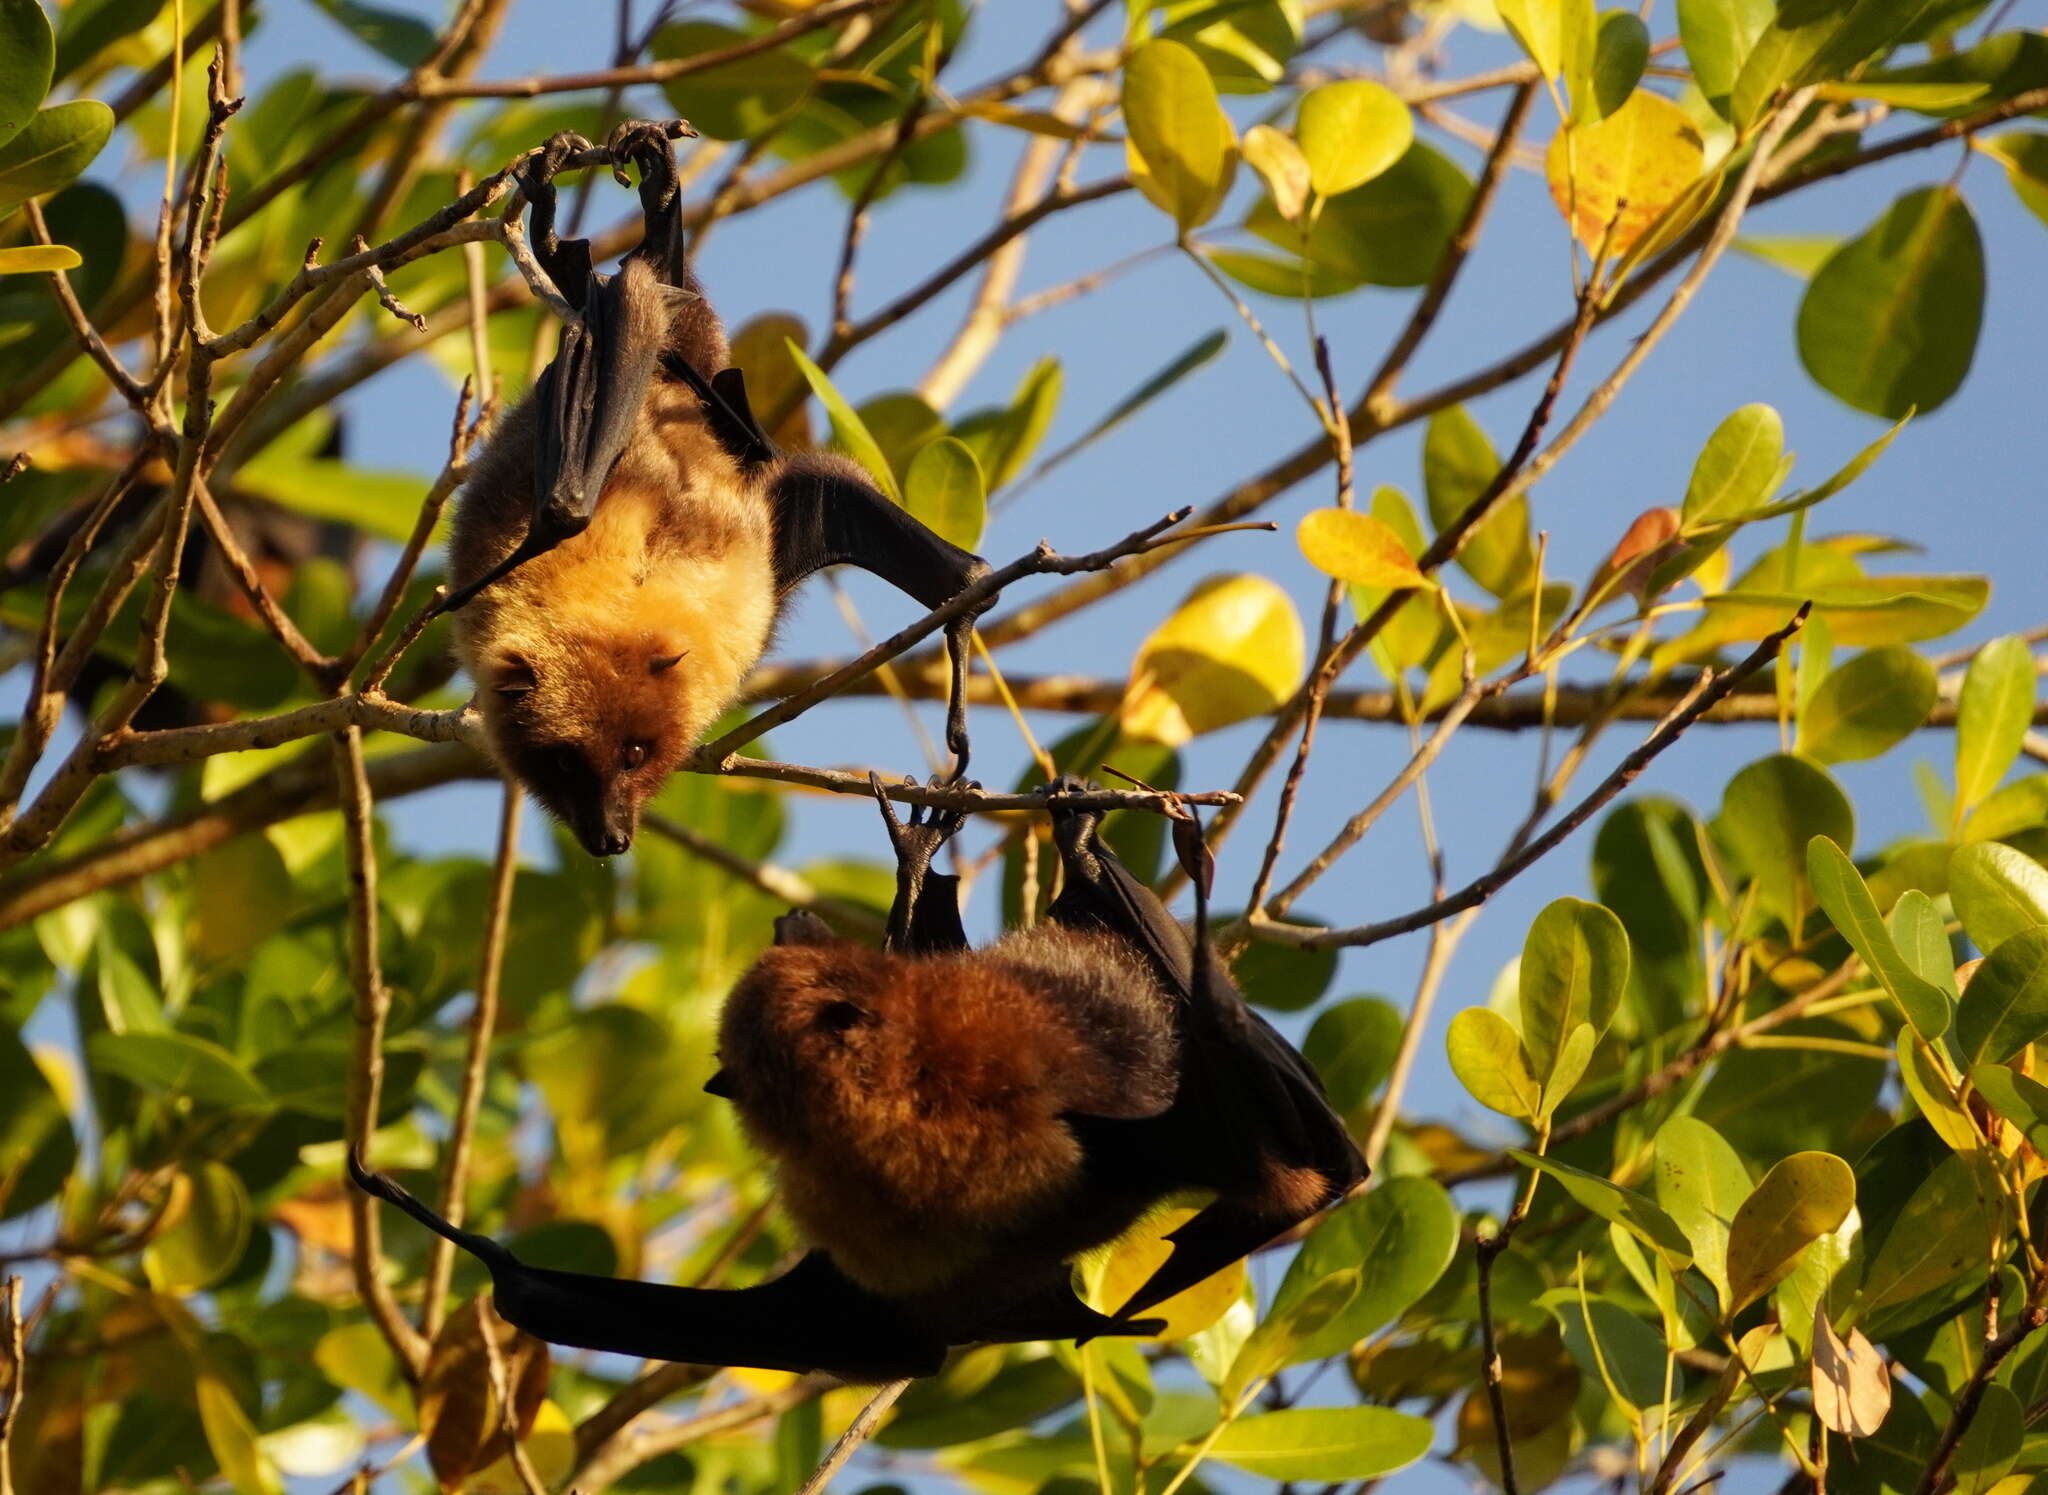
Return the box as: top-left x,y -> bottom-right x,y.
0,1277 -> 23,1495
574,1373 -> 839,1492
423,787 -> 523,1339
795,1379 -> 912,1495
642,812 -> 886,936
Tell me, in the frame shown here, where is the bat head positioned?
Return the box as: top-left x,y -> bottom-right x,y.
715,942 -> 891,1140
476,634 -> 705,856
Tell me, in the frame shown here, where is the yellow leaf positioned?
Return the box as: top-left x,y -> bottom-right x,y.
1084,1206 -> 1248,1341
470,1401 -> 577,1495
1123,40 -> 1233,231
1296,81 -> 1413,198
1121,574 -> 1304,746
0,243 -> 81,275
1242,123 -> 1311,223
1545,90 -> 1705,255
1298,508 -> 1426,588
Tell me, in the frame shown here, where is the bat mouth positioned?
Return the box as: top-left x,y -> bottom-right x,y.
583,825 -> 634,857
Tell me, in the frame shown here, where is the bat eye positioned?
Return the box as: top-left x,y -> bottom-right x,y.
622,742 -> 649,770
816,999 -> 869,1035
649,651 -> 685,674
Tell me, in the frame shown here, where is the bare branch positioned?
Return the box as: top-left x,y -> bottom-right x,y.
574,1373 -> 839,1493
795,1379 -> 911,1495
0,1276 -> 22,1495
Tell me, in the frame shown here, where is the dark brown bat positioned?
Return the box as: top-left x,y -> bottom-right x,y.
443,122 -> 992,857
348,776 -> 1368,1383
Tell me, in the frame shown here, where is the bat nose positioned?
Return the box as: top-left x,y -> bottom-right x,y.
599,828 -> 632,856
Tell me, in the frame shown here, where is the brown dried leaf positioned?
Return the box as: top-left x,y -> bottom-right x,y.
417,1298 -> 551,1490
1811,1305 -> 1892,1437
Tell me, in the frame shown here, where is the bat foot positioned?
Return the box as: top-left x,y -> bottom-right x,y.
346,1146 -> 400,1204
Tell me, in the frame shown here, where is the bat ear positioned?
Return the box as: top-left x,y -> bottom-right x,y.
649,650 -> 686,674
494,654 -> 538,697
703,1067 -> 735,1098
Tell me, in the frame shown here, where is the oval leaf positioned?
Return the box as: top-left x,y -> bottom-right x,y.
1724,1151 -> 1856,1312
0,0 -> 55,155
0,100 -> 114,216
1546,91 -> 1706,256
1654,1115 -> 1752,1312
1124,40 -> 1231,232
1511,1151 -> 1694,1266
1799,645 -> 1938,764
1298,508 -> 1424,588
1207,1406 -> 1432,1482
1683,403 -> 1785,529
1956,635 -> 2037,818
1797,186 -> 1984,419
1268,1177 -> 1460,1365
1121,575 -> 1304,745
1950,842 -> 2048,954
1296,81 -> 1413,197
144,1162 -> 253,1292
1955,926 -> 2048,1069
0,242 -> 80,275
1719,755 -> 1854,933
1447,1007 -> 1541,1122
1241,123 -> 1310,222
902,437 -> 986,552
1807,835 -> 1951,1038
1856,1152 -> 1996,1312
1518,898 -> 1629,1083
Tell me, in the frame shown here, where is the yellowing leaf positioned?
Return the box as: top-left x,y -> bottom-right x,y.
198,1376 -> 286,1495
1086,1205 -> 1247,1340
470,1401 -> 576,1495
1121,575 -> 1304,745
0,242 -> 80,274
1546,90 -> 1706,255
1241,123 -> 1311,223
1446,1007 -> 1541,1122
1123,40 -> 1232,231
1296,81 -> 1413,197
1298,508 -> 1425,588
1724,1151 -> 1855,1311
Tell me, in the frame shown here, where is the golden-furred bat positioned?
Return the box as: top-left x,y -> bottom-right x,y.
349,776 -> 1367,1382
442,122 -> 993,857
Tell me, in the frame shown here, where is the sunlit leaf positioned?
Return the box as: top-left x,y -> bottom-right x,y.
1683,403 -> 1785,528
1955,635 -> 2036,817
1546,90 -> 1707,256
1121,574 -> 1304,745
1582,12 -> 1650,121
1724,1151 -> 1855,1311
1677,0 -> 1774,114
89,1031 -> 269,1108
1207,1406 -> 1432,1481
0,100 -> 114,216
0,0 -> 55,155
1423,405 -> 1533,598
0,243 -> 78,274
1811,1309 -> 1892,1437
1447,1007 -> 1541,1122
1123,40 -> 1232,231
1296,80 -> 1412,197
1241,123 -> 1310,221
1298,509 -> 1425,588
1518,898 -> 1629,1086
1086,1205 -> 1246,1341
1654,1115 -> 1752,1312
1798,646 -> 1937,764
653,21 -> 814,141
1979,132 -> 2048,228
197,1375 -> 286,1495
1246,138 -> 1473,288
902,437 -> 985,552
1718,756 -> 1854,934
1954,927 -> 2048,1068
1949,843 -> 2048,953
1511,1151 -> 1694,1266
1798,186 -> 1984,419
787,341 -> 901,501
1807,835 -> 1950,1038
1268,1178 -> 1458,1364
144,1162 -> 253,1292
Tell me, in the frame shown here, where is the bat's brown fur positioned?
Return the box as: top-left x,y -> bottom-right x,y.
450,260 -> 775,855
718,925 -> 1179,1297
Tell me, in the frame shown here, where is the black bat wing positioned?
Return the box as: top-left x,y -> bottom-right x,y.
349,1151 -> 945,1382
1041,780 -> 1366,1317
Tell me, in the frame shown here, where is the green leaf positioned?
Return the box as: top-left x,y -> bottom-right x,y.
1268,1177 -> 1460,1365
144,1162 -> 253,1292
1889,890 -> 1955,994
51,0 -> 160,86
1497,0 -> 1590,80
1206,1406 -> 1432,1481
1246,138 -> 1473,289
1979,132 -> 2048,228
1677,0 -> 1775,114
1949,842 -> 2048,953
1954,926 -> 2048,1068
305,0 -> 437,66
0,242 -> 77,274
1159,0 -> 1304,93
0,1020 -> 74,1220
1224,1270 -> 1359,1402
1537,1287 -> 1667,1409
1954,1384 -> 2024,1495
197,1375 -> 286,1495
1653,1115 -> 1753,1312
953,356 -> 1062,491
1583,12 -> 1651,121
1741,413 -> 1910,525
1798,646 -> 1938,763
1898,1030 -> 1979,1153
89,1031 -> 268,1108
1730,0 -> 1951,126
1296,81 -> 1412,197
786,341 -> 901,501
1737,233 -> 1843,279
1545,89 -> 1707,256
1026,330 -> 1227,483
1228,921 -> 1337,1012
1725,1151 -> 1856,1312
1856,1152 -> 1997,1313
1446,1007 -> 1540,1121
1423,406 -> 1533,598
1301,997 -> 1402,1115
1807,835 -> 1950,1038
1797,186 -> 1984,419
1718,755 -> 1854,934
0,100 -> 114,217
1207,246 -> 1364,299
902,437 -> 985,552
1956,635 -> 2036,817
1518,898 -> 1629,1084
1123,40 -> 1231,231
1683,403 -> 1784,528
1968,1062 -> 2048,1156
653,21 -> 814,141
1510,1151 -> 1694,1266
0,0 -> 55,155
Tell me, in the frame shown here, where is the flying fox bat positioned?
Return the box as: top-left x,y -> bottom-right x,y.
348,777 -> 1367,1383
442,121 -> 993,857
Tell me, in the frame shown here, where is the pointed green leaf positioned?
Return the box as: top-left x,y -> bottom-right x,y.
1510,1150 -> 1694,1266
1888,890 -> 1955,994
1955,926 -> 2048,1068
1027,330 -> 1227,484
88,1031 -> 269,1108
0,100 -> 114,216
1676,0 -> 1773,114
1683,403 -> 1784,528
1956,635 -> 2037,817
786,341 -> 901,501
1207,1406 -> 1432,1481
1807,836 -> 1950,1039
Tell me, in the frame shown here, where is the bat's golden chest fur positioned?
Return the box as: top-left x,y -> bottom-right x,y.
718,927 -> 1179,1297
